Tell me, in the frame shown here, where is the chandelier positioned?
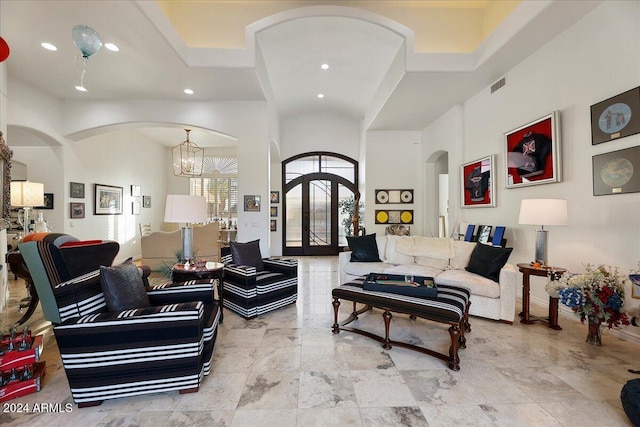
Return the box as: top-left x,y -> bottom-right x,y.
172,129 -> 204,177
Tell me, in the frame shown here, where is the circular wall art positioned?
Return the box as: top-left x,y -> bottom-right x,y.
376,190 -> 389,204
376,211 -> 389,223
598,103 -> 632,134
600,158 -> 633,188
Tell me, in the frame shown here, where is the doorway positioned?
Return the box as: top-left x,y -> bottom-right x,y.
282,152 -> 358,256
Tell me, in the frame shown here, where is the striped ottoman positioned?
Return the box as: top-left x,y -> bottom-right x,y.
332,276 -> 471,371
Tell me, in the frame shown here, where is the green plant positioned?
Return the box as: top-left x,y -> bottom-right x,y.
338,196 -> 364,237
155,249 -> 183,278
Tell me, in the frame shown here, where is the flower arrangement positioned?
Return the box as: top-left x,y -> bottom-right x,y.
547,264 -> 630,330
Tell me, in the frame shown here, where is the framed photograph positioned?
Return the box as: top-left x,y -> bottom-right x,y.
476,225 -> 492,244
37,193 -> 54,209
70,202 -> 85,219
270,206 -> 278,217
270,191 -> 280,204
94,184 -> 123,215
244,195 -> 261,212
143,195 -> 151,208
461,155 -> 495,208
132,201 -> 141,215
505,111 -> 561,188
591,87 -> 640,145
131,184 -> 141,197
592,146 -> 640,196
270,219 -> 277,232
70,181 -> 85,198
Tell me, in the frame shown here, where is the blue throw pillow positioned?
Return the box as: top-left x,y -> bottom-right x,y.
346,234 -> 381,262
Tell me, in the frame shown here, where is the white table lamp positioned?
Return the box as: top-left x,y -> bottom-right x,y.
10,181 -> 45,234
164,195 -> 207,267
518,198 -> 568,266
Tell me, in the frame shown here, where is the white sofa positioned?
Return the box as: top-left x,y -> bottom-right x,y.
339,235 -> 517,323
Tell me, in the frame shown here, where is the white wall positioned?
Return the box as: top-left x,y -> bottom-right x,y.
365,130 -> 422,236
279,113 -> 361,161
423,1 -> 640,319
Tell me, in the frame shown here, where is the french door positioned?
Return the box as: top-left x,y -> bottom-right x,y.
282,153 -> 358,256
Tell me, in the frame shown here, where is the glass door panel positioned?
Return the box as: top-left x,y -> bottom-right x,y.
309,180 -> 331,248
285,184 -> 302,247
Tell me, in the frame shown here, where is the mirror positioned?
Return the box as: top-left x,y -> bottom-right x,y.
0,131 -> 13,227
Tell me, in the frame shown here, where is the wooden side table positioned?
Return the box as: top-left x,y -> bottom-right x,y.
517,263 -> 566,330
172,262 -> 225,323
5,251 -> 39,326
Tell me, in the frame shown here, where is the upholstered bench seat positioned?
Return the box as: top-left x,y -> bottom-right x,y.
332,275 -> 471,370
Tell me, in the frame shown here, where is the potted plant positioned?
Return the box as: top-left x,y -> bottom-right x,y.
338,195 -> 364,237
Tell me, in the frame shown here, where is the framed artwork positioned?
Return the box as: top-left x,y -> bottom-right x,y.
270,191 -> 280,204
70,181 -> 85,198
375,189 -> 413,204
374,210 -> 413,224
270,206 -> 278,217
591,87 -> 640,145
476,225 -> 492,244
131,184 -> 141,197
244,195 -> 261,212
143,195 -> 151,208
94,184 -> 123,215
592,145 -> 640,196
132,201 -> 141,215
38,193 -> 54,209
505,111 -> 561,188
461,155 -> 495,208
270,219 -> 277,232
70,202 -> 85,219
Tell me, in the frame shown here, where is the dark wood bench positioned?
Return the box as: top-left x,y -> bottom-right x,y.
332,276 -> 471,370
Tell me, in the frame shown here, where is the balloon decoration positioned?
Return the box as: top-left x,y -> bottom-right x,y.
72,25 -> 102,91
0,37 -> 9,62
71,25 -> 102,58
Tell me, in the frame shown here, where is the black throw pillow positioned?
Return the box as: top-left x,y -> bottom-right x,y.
346,233 -> 381,262
229,240 -> 264,271
100,260 -> 151,312
465,243 -> 513,282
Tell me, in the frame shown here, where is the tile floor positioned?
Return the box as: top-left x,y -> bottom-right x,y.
1,256 -> 639,426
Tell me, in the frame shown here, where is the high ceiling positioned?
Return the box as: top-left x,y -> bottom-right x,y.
0,0 -> 601,146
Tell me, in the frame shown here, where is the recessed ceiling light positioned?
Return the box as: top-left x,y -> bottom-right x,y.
104,43 -> 119,52
317,93 -> 325,99
184,89 -> 194,95
321,63 -> 329,70
75,85 -> 88,92
41,42 -> 57,51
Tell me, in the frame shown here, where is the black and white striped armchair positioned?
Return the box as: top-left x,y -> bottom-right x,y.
221,246 -> 297,319
19,233 -> 220,407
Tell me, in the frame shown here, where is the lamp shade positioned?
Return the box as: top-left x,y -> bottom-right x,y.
518,199 -> 568,226
164,195 -> 207,224
10,181 -> 44,207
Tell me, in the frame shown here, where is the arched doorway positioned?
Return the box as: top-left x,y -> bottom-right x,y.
282,152 -> 358,256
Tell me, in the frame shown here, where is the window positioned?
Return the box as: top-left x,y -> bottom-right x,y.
190,177 -> 238,224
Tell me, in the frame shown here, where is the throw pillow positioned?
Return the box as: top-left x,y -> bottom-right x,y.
100,260 -> 151,311
465,243 -> 513,282
346,233 -> 381,262
229,240 -> 264,271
